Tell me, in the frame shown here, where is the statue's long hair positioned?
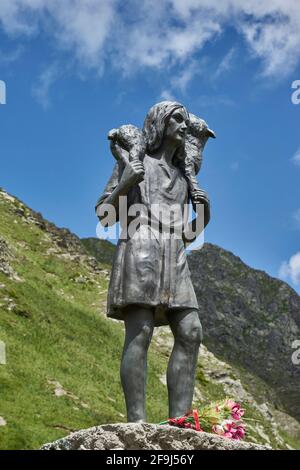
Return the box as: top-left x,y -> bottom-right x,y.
143,102 -> 214,194
143,100 -> 188,156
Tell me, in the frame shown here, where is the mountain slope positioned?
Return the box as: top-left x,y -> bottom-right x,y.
81,237 -> 116,266
0,188 -> 299,449
188,244 -> 300,421
0,189 -> 169,449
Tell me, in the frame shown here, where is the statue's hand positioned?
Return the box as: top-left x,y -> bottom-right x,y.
189,188 -> 211,229
191,188 -> 210,208
120,160 -> 145,190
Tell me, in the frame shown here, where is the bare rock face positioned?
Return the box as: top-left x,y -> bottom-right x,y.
0,237 -> 13,277
0,188 -> 105,276
188,243 -> 300,420
0,237 -> 21,280
41,423 -> 270,450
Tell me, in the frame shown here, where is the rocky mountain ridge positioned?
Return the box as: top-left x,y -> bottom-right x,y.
188,244 -> 300,421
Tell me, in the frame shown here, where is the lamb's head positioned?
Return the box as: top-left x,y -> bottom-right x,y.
185,113 -> 216,175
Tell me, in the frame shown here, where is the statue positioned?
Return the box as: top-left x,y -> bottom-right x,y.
96,101 -> 215,422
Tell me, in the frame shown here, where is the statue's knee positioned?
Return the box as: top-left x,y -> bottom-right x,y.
189,322 -> 202,347
178,319 -> 202,348
198,321 -> 203,343
136,324 -> 153,348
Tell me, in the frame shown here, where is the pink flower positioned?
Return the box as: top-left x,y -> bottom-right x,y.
231,404 -> 245,420
213,420 -> 246,440
212,424 -> 225,436
232,424 -> 246,440
225,399 -> 236,410
223,419 -> 235,431
225,400 -> 245,420
231,407 -> 245,420
213,420 -> 236,439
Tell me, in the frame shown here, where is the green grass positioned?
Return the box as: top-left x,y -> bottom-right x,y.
0,195 -> 169,449
81,237 -> 116,266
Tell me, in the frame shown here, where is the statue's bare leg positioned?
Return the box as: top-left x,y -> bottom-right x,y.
166,309 -> 202,418
120,305 -> 155,422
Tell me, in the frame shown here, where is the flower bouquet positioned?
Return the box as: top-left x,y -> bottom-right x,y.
159,398 -> 246,440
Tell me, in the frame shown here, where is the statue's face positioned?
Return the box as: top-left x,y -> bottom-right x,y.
165,108 -> 189,146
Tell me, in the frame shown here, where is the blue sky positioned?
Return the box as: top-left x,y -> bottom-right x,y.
0,0 -> 300,293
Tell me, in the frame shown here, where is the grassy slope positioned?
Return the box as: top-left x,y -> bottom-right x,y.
0,189 -> 299,449
0,191 -> 168,449
81,237 -> 116,265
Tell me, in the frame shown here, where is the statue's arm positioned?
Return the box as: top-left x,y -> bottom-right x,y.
95,162 -> 121,225
95,145 -> 144,227
183,191 -> 210,245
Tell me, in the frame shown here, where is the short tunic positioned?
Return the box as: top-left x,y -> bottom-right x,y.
96,155 -> 199,326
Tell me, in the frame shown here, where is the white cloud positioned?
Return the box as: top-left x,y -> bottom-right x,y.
32,62 -> 61,108
52,0 -> 115,70
195,94 -> 236,108
0,0 -> 300,79
214,48 -> 236,80
292,147 -> 300,166
160,89 -> 177,101
279,252 -> 300,286
238,3 -> 300,78
170,60 -> 204,94
0,0 -> 116,72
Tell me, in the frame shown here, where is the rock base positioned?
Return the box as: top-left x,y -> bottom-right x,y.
41,423 -> 271,450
